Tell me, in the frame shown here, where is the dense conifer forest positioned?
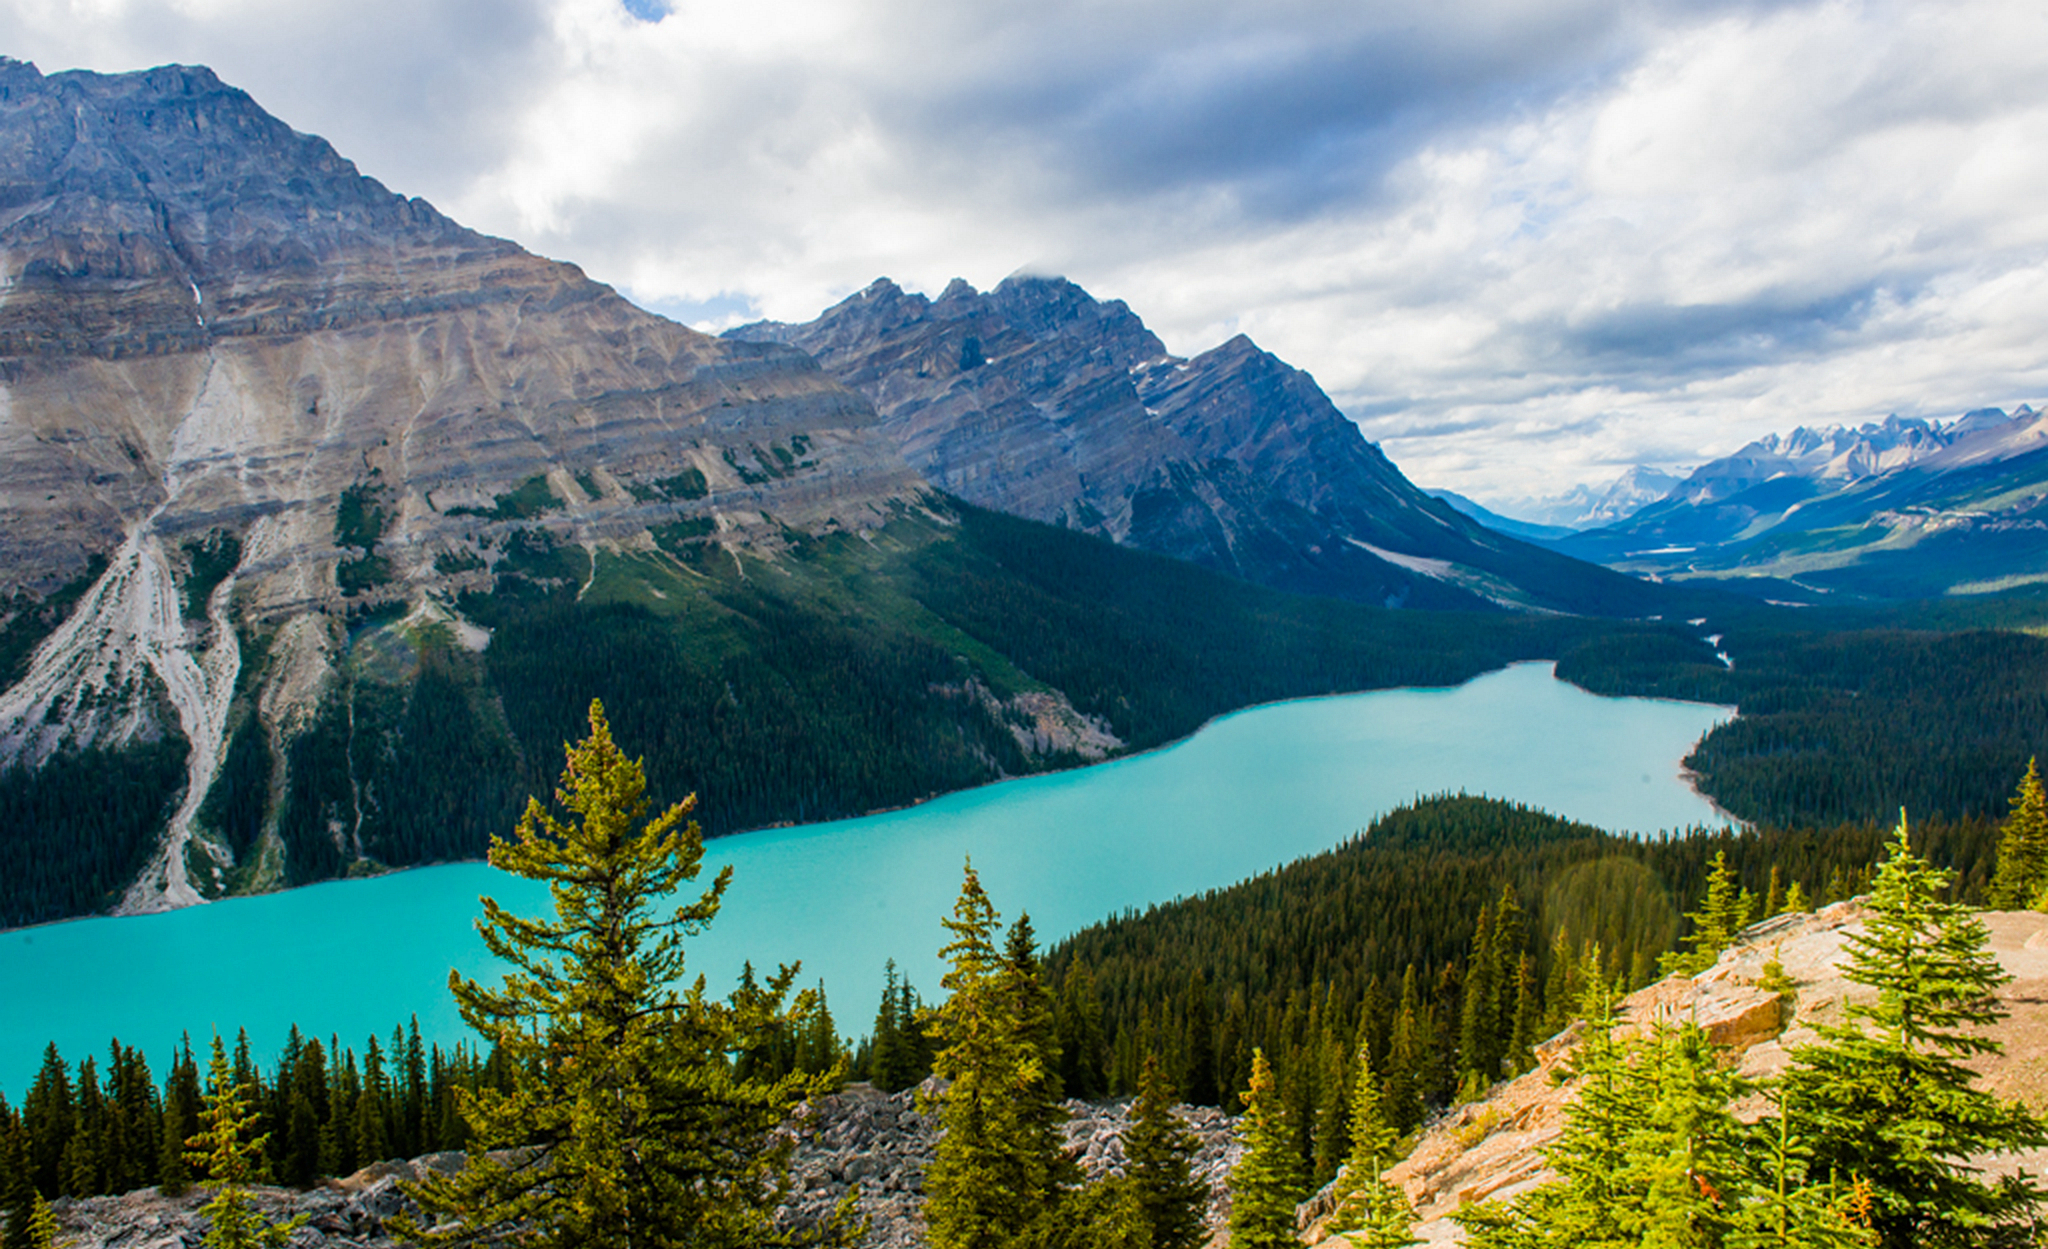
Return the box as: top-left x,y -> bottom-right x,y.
202,501 -> 1689,906
1039,794 -> 2003,1188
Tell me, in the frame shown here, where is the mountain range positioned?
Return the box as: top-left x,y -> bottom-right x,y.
1548,406 -> 2048,599
728,277 -> 1664,615
0,59 -> 1700,927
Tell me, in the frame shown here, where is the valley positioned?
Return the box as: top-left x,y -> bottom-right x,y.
0,50 -> 2045,1249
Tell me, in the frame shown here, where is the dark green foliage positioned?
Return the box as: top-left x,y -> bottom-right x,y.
650,517 -> 717,551
1555,628 -> 1743,705
491,527 -> 587,588
198,710 -> 271,862
1123,1055 -> 1207,1249
276,637 -> 523,884
1985,759 -> 2048,908
625,468 -> 710,502
862,961 -> 932,1094
0,1101 -> 31,1249
1781,818 -> 2048,1247
180,531 -> 242,621
431,548 -> 485,575
396,702 -> 846,1249
445,475 -> 562,521
924,869 -> 1074,1249
1044,791 -> 2003,1184
334,555 -> 394,596
1227,1050 -> 1302,1249
0,740 -> 189,927
1682,628 -> 2048,827
909,503 -> 1608,751
1660,850 -> 1754,977
334,480 -> 396,551
1458,1019 -> 1755,1249
0,554 -> 107,687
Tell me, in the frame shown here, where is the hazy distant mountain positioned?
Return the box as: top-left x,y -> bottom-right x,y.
1555,406 -> 2048,598
730,277 -> 1666,616
1425,490 -> 1577,542
1470,467 -> 1685,533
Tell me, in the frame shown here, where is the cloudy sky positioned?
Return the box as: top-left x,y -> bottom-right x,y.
5,0 -> 2046,505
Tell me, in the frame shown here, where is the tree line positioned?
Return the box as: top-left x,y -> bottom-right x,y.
1037,793 -> 2005,1194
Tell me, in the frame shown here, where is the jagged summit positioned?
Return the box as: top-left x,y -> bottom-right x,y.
733,274 -> 1666,615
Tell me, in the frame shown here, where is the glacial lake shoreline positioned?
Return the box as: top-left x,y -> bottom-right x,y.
1,661 -> 1734,1096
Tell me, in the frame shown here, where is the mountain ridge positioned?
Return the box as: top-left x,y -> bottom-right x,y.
730,275 -> 1673,617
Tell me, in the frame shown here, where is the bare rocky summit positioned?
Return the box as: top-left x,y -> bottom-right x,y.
730,276 -> 1663,616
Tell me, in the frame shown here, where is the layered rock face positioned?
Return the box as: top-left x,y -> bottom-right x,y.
0,59 -> 922,911
732,276 -> 1660,615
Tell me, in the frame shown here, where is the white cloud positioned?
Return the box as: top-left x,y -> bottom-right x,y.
2,0 -> 2045,500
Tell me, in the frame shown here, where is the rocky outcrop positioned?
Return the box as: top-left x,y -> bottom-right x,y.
730,277 -> 1665,617
37,1083 -> 1241,1249
1313,903 -> 2048,1246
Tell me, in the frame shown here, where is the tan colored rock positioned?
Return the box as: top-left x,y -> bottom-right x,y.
1360,902 -> 2048,1244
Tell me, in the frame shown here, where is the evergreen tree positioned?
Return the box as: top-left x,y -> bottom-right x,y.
1457,904 -> 1499,1090
188,1035 -> 307,1249
1781,815 -> 2048,1247
1311,1034 -> 1349,1188
1181,972 -> 1218,1108
353,1035 -> 390,1166
1729,1089 -> 1877,1249
1987,758 -> 2048,908
1459,1016 -> 1751,1249
1056,961 -> 1108,1101
0,1104 -> 32,1249
1504,955 -> 1540,1077
1382,968 -> 1423,1135
1327,1047 -> 1417,1249
1662,850 -> 1753,978
24,1194 -> 57,1249
1227,1050 -> 1303,1249
22,1047 -> 69,1200
64,1057 -> 103,1198
158,1037 -> 200,1198
1781,880 -> 1809,915
394,699 -> 848,1249
924,865 -> 1073,1249
1122,1055 -> 1207,1249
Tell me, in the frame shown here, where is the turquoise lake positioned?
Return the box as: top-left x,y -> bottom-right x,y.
0,661 -> 1731,1096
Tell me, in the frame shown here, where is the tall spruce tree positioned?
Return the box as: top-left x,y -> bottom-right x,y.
1229,1049 -> 1304,1249
1662,850 -> 1753,978
1458,1017 -> 1751,1249
394,700 -> 849,1249
1987,758 -> 2048,909
1123,1055 -> 1207,1249
1327,1047 -> 1417,1249
1781,814 -> 2048,1248
189,1035 -> 307,1249
0,1103 -> 32,1249
924,864 -> 1074,1249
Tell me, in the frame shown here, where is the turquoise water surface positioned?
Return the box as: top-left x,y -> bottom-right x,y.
0,661 -> 1731,1095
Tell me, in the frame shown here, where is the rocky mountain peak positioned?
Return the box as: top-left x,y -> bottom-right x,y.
0,61 -> 922,914
731,275 -> 1663,615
